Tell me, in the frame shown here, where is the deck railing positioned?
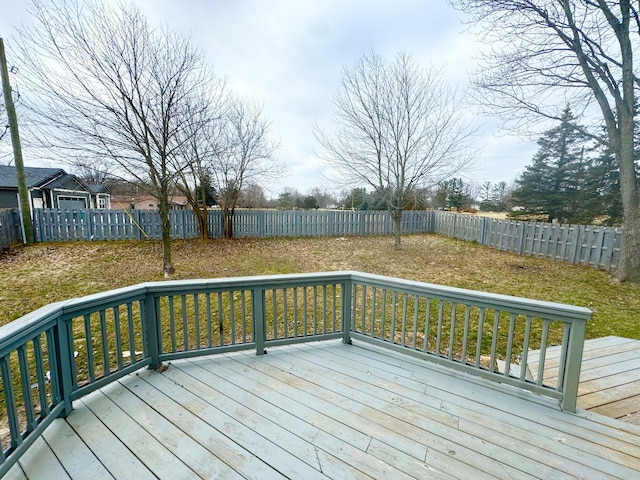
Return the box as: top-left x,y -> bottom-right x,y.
0,271 -> 591,476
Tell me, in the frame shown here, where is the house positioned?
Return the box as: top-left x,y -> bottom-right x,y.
0,166 -> 111,211
110,194 -> 190,210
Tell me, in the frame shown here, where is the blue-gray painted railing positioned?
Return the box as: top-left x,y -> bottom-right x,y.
0,271 -> 591,475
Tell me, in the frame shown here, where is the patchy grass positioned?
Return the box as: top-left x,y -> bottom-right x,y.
1,234 -> 638,340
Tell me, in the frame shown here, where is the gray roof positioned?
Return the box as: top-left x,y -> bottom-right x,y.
0,166 -> 66,189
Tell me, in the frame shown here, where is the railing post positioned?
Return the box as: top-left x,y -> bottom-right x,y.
341,279 -> 353,345
54,317 -> 74,417
252,287 -> 266,355
560,318 -> 587,412
143,292 -> 161,369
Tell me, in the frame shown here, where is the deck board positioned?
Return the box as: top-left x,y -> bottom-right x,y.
296,341 -> 640,476
528,336 -> 640,423
10,340 -> 640,479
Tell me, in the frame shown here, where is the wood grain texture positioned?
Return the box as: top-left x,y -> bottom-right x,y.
11,340 -> 640,479
529,336 -> 640,422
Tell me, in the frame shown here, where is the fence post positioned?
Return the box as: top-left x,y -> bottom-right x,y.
341,279 -> 352,345
560,318 -> 587,413
143,292 -> 161,369
252,287 -> 266,355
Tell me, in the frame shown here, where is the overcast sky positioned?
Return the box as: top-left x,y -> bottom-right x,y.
1,0 -> 540,198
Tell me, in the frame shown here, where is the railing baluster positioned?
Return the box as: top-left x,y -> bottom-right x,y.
126,302 -> 136,365
489,311 -> 500,373
282,288 -> 288,338
230,291 -> 236,344
371,287 -> 377,337
412,296 -> 419,350
271,289 -> 277,340
303,286 -> 308,336
113,307 -> 123,371
332,286 -> 337,333
461,305 -> 470,364
400,294 -> 408,347
504,313 -> 516,377
32,336 -> 49,416
556,324 -> 571,391
83,314 -> 95,383
45,329 -> 62,403
520,316 -> 533,381
99,310 -> 109,377
168,296 -> 176,353
313,286 -> 318,336
380,288 -> 387,341
322,285 -> 327,335
391,292 -> 397,344
217,292 -> 224,346
194,294 -> 201,350
436,301 -> 444,356
17,345 -> 36,431
474,307 -> 485,368
423,298 -> 431,352
360,286 -> 366,335
536,320 -> 551,386
293,287 -> 298,337
241,291 -> 247,343
181,296 -> 188,351
448,303 -> 457,360
0,355 -> 20,449
206,293 -> 213,348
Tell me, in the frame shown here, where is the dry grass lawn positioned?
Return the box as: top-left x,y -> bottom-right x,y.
1,234 -> 638,340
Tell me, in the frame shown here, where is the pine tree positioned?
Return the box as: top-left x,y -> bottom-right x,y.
510,107 -> 594,223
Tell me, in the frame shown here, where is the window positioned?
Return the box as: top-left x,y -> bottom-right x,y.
97,196 -> 106,209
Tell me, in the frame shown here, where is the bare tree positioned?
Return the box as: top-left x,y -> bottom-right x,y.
451,0 -> 640,283
210,99 -> 279,239
13,0 -> 214,275
238,182 -> 268,208
170,83 -> 229,239
316,51 -> 477,248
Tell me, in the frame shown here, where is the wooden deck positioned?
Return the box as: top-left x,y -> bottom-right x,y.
528,336 -> 640,425
6,340 -> 640,479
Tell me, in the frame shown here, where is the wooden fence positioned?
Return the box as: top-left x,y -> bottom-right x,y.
0,209 -> 22,250
432,212 -> 623,272
0,207 -> 624,272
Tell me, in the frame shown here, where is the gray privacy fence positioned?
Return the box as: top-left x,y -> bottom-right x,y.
0,209 -> 22,250
432,211 -> 623,273
0,207 -> 624,272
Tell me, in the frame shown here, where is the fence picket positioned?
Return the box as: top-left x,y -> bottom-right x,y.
0,207 -> 625,272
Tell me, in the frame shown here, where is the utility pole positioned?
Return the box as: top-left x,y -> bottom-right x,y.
0,37 -> 33,243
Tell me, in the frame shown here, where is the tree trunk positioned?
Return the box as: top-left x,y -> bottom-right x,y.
158,196 -> 175,276
619,202 -> 640,282
391,208 -> 402,250
195,206 -> 209,240
223,207 -> 234,239
616,117 -> 640,282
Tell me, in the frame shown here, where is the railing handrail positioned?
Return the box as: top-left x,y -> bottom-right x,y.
349,271 -> 593,322
0,271 -> 591,476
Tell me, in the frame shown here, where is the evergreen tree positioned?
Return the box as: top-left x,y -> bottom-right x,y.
479,181 -> 493,211
510,107 -> 594,223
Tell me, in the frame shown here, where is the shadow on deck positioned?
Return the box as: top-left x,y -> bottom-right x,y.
7,340 -> 640,480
